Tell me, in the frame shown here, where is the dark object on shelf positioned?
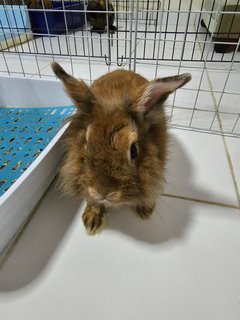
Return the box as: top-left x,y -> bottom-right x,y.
29,1 -> 85,35
213,40 -> 240,54
28,0 -> 53,9
200,18 -> 206,28
201,18 -> 240,53
87,0 -> 117,34
201,0 -> 240,54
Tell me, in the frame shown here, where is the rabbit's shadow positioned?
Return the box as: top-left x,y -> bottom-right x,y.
107,196 -> 192,245
107,133 -> 204,244
0,134 -> 203,291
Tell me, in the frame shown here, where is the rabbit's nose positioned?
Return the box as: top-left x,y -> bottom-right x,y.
88,187 -> 104,201
88,187 -> 120,203
106,191 -> 121,202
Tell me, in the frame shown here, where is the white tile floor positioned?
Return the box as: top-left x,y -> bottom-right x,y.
0,11 -> 240,320
0,126 -> 239,320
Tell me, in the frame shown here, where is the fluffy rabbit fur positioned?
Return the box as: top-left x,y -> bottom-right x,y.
52,62 -> 191,234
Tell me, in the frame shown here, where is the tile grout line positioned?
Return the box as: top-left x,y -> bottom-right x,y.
204,70 -> 240,208
221,137 -> 240,206
162,193 -> 240,210
190,30 -> 240,208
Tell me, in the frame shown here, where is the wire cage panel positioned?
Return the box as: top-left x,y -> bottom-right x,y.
0,0 -> 240,137
1,0 -> 240,62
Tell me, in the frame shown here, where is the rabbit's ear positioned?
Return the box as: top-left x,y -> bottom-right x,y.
52,62 -> 95,114
135,73 -> 191,122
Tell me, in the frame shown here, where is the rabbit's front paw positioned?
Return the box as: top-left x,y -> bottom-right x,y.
136,203 -> 155,220
82,205 -> 106,235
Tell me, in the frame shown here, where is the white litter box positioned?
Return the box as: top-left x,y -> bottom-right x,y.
0,76 -> 74,259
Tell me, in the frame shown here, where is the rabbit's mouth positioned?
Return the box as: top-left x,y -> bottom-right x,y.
97,199 -> 112,207
87,187 -> 123,207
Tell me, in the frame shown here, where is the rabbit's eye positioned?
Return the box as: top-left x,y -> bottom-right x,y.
130,143 -> 138,160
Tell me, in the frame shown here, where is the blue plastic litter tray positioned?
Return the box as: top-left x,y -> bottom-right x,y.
29,1 -> 85,35
0,104 -> 76,258
0,106 -> 75,195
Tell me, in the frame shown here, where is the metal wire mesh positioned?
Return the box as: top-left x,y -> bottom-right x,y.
0,0 -> 240,136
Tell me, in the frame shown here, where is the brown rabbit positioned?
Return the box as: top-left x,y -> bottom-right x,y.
52,62 -> 191,235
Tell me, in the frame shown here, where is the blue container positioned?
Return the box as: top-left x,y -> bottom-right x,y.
29,1 -> 85,35
0,5 -> 31,42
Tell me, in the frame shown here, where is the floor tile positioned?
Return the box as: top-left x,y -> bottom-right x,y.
196,31 -> 240,63
0,184 -> 240,320
135,63 -> 180,81
169,107 -> 219,134
164,129 -> 238,206
69,30 -> 126,60
0,54 -> 51,77
225,70 -> 240,95
39,57 -> 110,82
218,113 -> 240,135
11,34 -> 69,56
218,93 -> 240,114
0,56 -> 9,73
210,91 -> 240,135
206,69 -> 229,93
225,137 -> 240,200
8,22 -> 132,65
136,32 -> 202,62
193,89 -> 217,111
232,117 -> 240,135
